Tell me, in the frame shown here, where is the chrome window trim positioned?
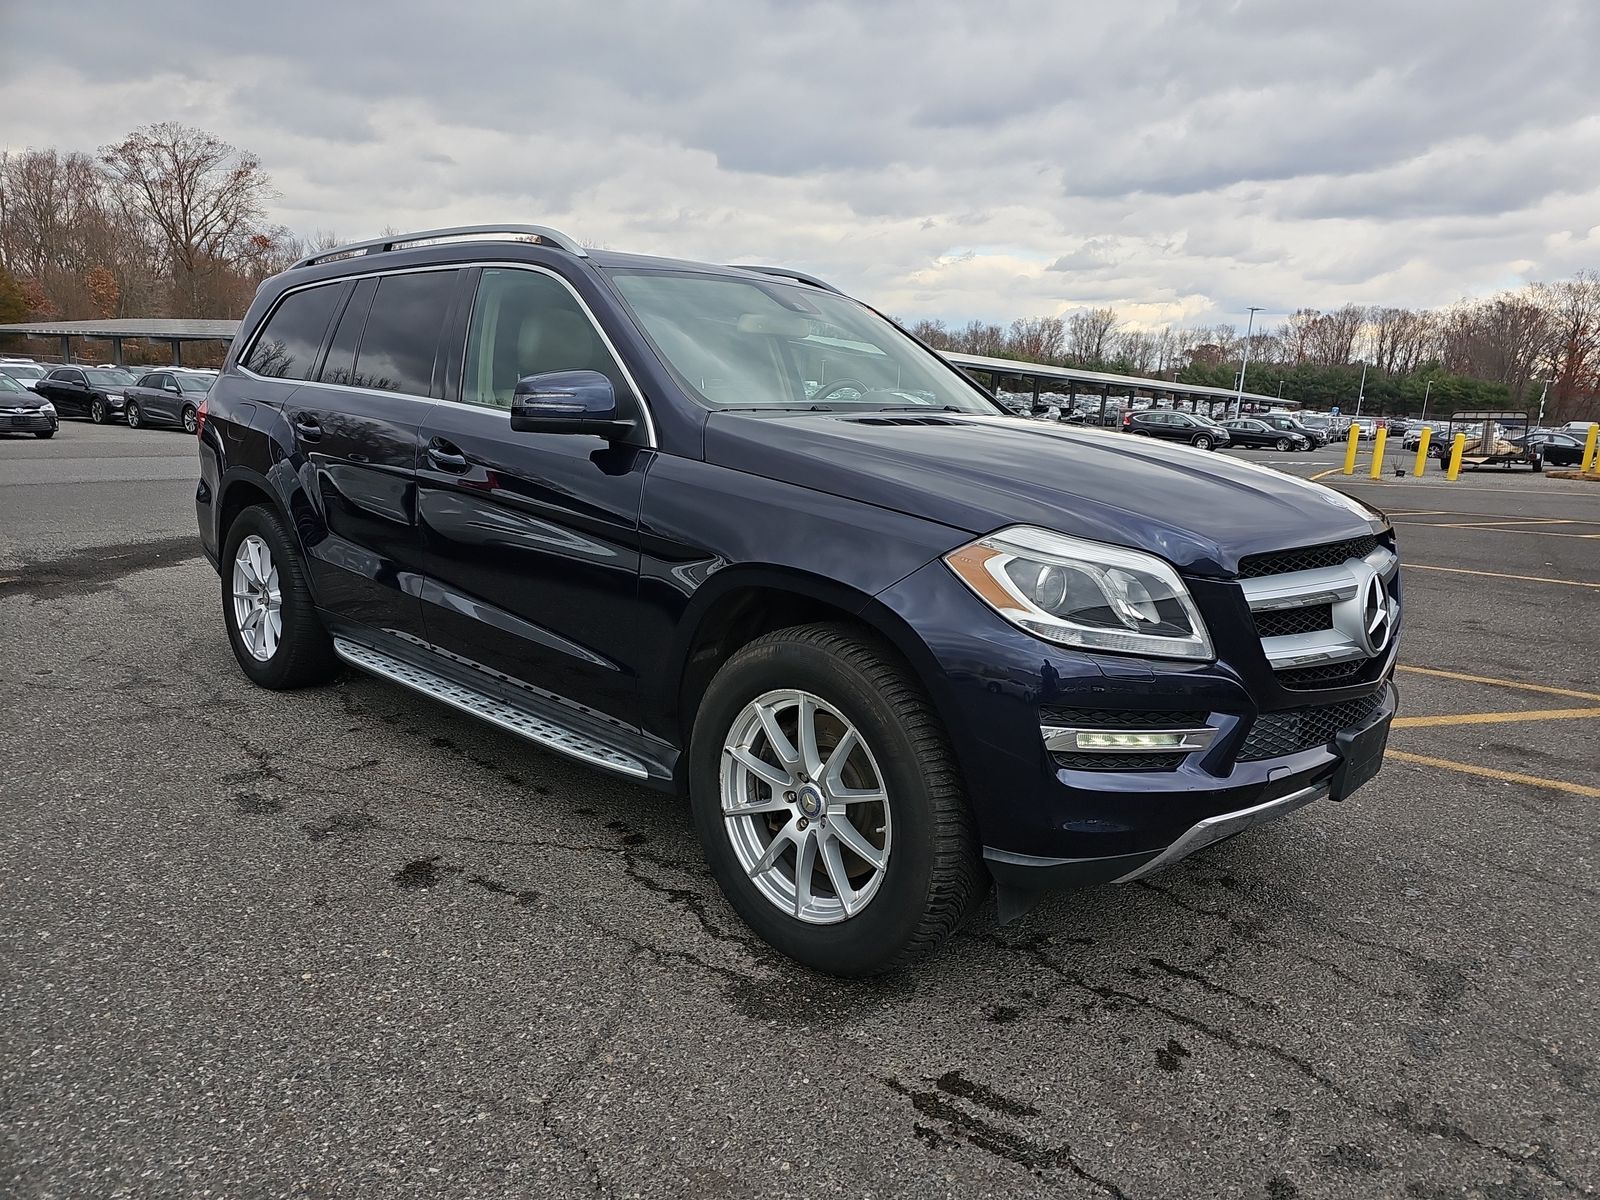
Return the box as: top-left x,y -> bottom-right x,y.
234,261 -> 657,449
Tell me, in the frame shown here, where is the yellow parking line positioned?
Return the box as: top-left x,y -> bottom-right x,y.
1309,468 -> 1339,481
1401,564 -> 1600,589
1393,707 -> 1600,728
1386,751 -> 1600,799
1396,664 -> 1600,704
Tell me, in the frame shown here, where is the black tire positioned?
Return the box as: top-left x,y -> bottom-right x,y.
220,504 -> 339,689
89,397 -> 106,424
1275,437 -> 1291,451
126,400 -> 142,429
689,622 -> 983,976
1193,434 -> 1213,450
182,405 -> 198,435
34,430 -> 54,439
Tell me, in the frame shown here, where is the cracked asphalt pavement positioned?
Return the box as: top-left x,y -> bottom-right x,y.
2,424 -> 1596,1198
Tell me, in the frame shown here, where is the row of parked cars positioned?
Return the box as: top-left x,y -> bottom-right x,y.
0,358 -> 213,436
1120,409 -> 1327,452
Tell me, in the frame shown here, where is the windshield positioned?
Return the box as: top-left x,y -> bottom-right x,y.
1,364 -> 45,380
85,368 -> 135,387
0,373 -> 25,393
175,373 -> 213,393
608,270 -> 1000,413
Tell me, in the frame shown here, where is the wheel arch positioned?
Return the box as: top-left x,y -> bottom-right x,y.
665,565 -> 950,758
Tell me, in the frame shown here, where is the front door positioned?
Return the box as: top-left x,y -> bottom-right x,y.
415,265 -> 651,726
41,369 -> 89,418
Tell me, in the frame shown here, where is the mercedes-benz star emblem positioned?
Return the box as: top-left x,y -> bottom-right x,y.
1361,573 -> 1392,654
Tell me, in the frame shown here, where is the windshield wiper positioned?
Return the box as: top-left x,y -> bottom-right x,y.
853,404 -> 966,413
716,404 -> 835,413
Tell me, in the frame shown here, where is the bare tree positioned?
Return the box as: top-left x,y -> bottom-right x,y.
1304,304 -> 1366,366
905,318 -> 953,350
1007,315 -> 1066,362
952,319 -> 1007,356
1540,273 -> 1600,420
1065,307 -> 1118,364
100,123 -> 273,317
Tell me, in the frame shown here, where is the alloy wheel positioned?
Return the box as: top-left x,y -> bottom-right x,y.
127,402 -> 142,428
720,688 -> 892,924
231,534 -> 283,661
90,398 -> 105,423
183,406 -> 197,434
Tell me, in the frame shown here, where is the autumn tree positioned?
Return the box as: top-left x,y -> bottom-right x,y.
84,266 -> 120,318
0,266 -> 29,323
99,123 -> 273,317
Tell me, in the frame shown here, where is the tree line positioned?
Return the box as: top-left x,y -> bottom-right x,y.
906,281 -> 1600,421
2,124 -> 1595,421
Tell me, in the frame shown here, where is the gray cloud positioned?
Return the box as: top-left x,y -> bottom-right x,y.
3,0 -> 1597,328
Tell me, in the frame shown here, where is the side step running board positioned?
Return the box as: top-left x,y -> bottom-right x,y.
332,636 -> 649,780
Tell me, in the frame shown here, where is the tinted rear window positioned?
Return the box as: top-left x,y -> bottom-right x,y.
351,271 -> 456,395
244,284 -> 345,380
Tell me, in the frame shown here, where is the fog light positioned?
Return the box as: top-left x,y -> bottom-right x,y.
1041,725 -> 1217,754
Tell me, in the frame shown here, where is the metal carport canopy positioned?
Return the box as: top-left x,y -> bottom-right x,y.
0,318 -> 239,341
942,350 -> 1286,409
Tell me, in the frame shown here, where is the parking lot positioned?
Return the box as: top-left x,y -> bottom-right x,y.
3,423 -> 1597,1198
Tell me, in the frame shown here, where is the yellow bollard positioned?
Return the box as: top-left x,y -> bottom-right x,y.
1583,424 -> 1600,472
1445,432 -> 1467,481
1368,427 -> 1388,479
1412,427 -> 1432,476
1342,423 -> 1361,475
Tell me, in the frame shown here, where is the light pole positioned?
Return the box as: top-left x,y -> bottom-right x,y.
1420,379 -> 1432,424
1277,380 -> 1285,400
1536,377 -> 1552,425
1353,362 -> 1368,419
1232,306 -> 1262,417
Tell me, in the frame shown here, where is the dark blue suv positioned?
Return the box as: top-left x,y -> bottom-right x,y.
197,225 -> 1399,975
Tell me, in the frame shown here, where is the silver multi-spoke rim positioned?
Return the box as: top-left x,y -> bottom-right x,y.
721,689 -> 892,925
183,407 -> 197,433
230,534 -> 283,662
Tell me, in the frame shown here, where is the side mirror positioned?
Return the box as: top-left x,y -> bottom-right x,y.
509,370 -> 634,439
166,384 -> 182,394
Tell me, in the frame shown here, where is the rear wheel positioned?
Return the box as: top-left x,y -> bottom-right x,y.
690,623 -> 983,976
1193,434 -> 1213,450
221,504 -> 338,689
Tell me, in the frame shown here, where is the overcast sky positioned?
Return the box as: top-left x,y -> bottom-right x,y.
4,0 -> 1598,329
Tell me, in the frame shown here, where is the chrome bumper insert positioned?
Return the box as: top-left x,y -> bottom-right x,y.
1114,781 -> 1328,882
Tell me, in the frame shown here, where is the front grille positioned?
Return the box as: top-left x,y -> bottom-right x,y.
1238,535 -> 1379,579
1040,707 -> 1208,729
1252,604 -> 1334,638
1275,660 -> 1371,689
1052,751 -> 1186,771
1238,694 -> 1383,761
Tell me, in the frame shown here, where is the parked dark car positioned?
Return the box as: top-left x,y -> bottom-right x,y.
1511,431 -> 1587,467
1122,409 -> 1232,449
0,370 -> 57,437
199,224 -> 1400,975
34,365 -> 136,423
1221,418 -> 1311,451
1255,412 -> 1327,447
123,370 -> 213,432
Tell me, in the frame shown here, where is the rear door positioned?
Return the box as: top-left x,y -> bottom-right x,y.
284,269 -> 459,638
415,264 -> 650,725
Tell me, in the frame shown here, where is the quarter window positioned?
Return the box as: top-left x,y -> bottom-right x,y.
350,271 -> 457,396
462,268 -> 626,409
243,284 -> 344,380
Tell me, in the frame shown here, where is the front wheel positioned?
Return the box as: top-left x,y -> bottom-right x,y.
221,504 -> 338,689
1275,437 -> 1292,451
126,401 -> 143,429
182,405 -> 198,434
89,397 -> 107,424
34,430 -> 55,439
689,623 -> 982,976
1193,434 -> 1213,450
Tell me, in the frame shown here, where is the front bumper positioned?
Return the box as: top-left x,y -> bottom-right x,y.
872,555 -> 1399,895
0,411 -> 57,433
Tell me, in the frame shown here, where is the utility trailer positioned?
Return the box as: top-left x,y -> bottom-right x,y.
1432,410 -> 1541,471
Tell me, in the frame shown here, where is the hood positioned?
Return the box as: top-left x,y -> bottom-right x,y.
703,411 -> 1384,578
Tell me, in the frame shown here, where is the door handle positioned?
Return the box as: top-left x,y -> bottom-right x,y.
427,438 -> 470,473
291,411 -> 323,441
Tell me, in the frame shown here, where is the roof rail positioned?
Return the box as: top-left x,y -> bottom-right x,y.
291,224 -> 587,270
728,264 -> 842,294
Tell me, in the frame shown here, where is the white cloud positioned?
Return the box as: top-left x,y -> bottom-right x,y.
3,0 -> 1597,328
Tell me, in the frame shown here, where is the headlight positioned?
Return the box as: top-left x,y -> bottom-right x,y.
945,526 -> 1213,660
39,401 -> 55,414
